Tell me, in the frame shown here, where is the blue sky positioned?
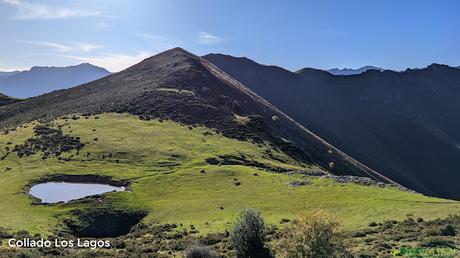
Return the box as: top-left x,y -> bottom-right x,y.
0,0 -> 458,72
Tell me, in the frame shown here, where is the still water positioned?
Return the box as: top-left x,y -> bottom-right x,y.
29,182 -> 125,203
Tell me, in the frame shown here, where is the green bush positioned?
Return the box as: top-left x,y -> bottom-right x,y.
440,225 -> 456,236
229,208 -> 272,258
274,209 -> 350,258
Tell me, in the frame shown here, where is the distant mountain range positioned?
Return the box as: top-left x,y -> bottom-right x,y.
327,66 -> 385,75
0,63 -> 110,98
0,62 -> 455,99
204,53 -> 460,200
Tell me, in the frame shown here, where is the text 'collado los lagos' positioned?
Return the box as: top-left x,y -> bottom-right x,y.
8,238 -> 111,250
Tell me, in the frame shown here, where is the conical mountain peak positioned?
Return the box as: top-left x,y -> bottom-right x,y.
0,48 -> 393,183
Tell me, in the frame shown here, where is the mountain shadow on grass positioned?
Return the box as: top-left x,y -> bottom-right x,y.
64,207 -> 148,238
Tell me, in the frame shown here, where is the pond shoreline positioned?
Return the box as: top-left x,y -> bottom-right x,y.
25,174 -> 131,205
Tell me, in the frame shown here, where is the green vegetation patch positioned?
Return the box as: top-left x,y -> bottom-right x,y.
0,113 -> 459,240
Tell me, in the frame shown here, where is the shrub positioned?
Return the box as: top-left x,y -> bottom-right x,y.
420,237 -> 455,248
351,230 -> 367,238
229,208 -> 272,258
274,209 -> 350,258
185,245 -> 218,258
440,225 -> 456,236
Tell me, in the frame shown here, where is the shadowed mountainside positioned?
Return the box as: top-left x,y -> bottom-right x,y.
0,63 -> 110,98
204,53 -> 460,200
0,93 -> 19,106
0,48 -> 391,182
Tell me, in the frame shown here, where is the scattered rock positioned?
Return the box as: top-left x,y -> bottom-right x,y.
280,218 -> 290,224
289,180 -> 310,187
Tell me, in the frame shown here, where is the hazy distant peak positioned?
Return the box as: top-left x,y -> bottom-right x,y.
28,63 -> 108,71
327,66 -> 385,75
0,63 -> 111,98
0,71 -> 21,79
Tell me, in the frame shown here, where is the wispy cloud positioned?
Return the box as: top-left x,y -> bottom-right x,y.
2,0 -> 101,20
197,31 -> 223,45
0,66 -> 27,72
135,32 -> 181,51
57,51 -> 152,72
17,40 -> 103,52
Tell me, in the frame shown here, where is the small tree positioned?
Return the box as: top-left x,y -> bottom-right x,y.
229,209 -> 272,258
274,209 -> 349,258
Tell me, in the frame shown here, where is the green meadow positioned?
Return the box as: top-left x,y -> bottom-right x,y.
1,113 -> 459,236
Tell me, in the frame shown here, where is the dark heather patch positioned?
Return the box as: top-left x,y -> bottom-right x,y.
205,154 -> 290,172
65,207 -> 148,238
13,125 -> 84,158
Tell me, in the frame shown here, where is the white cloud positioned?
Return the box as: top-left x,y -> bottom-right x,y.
17,40 -> 104,52
2,0 -> 100,20
0,66 -> 27,72
197,31 -> 223,45
135,32 -> 181,51
58,51 -> 152,72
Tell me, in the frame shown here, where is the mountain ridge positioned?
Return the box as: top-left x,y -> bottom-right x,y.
0,93 -> 19,106
203,53 -> 460,200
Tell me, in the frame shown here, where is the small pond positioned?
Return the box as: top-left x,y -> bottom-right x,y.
29,182 -> 126,203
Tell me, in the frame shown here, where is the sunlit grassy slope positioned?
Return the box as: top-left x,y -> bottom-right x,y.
0,113 -> 459,236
